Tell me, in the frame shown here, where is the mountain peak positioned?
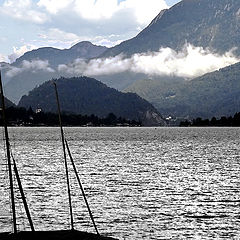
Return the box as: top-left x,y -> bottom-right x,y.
70,41 -> 108,53
70,41 -> 94,49
13,41 -> 108,67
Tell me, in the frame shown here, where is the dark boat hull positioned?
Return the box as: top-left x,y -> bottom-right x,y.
0,230 -> 118,240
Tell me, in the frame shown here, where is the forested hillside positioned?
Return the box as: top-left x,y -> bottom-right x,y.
18,76 -> 166,126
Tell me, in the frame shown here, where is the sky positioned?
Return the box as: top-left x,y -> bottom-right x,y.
0,0 -> 181,63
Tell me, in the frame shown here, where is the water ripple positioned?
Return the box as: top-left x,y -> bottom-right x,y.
0,127 -> 240,239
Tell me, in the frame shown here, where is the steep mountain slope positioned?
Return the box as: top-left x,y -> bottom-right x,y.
102,0 -> 240,57
18,76 -> 166,126
126,62 -> 240,118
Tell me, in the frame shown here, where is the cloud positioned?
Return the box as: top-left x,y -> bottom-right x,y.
93,38 -> 123,48
37,0 -> 73,14
58,59 -> 87,75
8,45 -> 37,63
119,0 -> 168,25
73,0 -> 168,25
6,59 -> 55,78
58,56 -> 129,75
0,0 -> 169,57
128,45 -> 240,78
5,67 -> 22,78
38,28 -> 82,46
36,0 -> 168,25
1,0 -> 48,23
36,28 -> 124,49
0,0 -> 168,26
74,0 -> 119,20
0,53 -> 8,62
0,45 -> 33,64
0,36 -> 7,42
58,44 -> 240,78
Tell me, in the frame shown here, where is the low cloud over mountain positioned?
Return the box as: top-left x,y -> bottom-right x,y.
58,44 -> 239,79
6,60 -> 55,78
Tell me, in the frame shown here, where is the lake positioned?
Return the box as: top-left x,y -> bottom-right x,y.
0,127 -> 240,239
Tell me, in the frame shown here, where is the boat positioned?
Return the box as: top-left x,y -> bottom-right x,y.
0,71 -> 118,240
0,230 -> 117,240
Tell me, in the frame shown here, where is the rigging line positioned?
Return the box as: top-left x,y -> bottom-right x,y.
53,81 -> 74,230
10,151 -> 35,232
65,139 -> 100,236
0,70 -> 17,233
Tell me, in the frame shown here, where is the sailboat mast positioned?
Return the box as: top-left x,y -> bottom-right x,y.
11,152 -> 35,231
53,82 -> 74,230
65,139 -> 100,236
0,71 -> 17,233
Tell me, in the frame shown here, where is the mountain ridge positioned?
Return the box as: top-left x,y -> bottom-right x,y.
13,41 -> 108,67
101,0 -> 240,57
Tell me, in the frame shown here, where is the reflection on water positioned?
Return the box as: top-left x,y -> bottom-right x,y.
0,127 -> 240,239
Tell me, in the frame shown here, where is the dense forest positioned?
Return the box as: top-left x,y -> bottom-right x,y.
18,76 -> 159,122
0,106 -> 140,127
180,112 -> 240,127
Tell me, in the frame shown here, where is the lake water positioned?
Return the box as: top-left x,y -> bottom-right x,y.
0,127 -> 240,239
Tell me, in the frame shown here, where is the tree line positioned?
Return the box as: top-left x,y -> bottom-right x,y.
180,112 -> 240,127
0,106 -> 141,127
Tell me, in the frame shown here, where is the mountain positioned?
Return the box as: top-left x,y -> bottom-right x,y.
126,62 -> 240,119
4,70 -> 59,104
0,62 -> 11,69
13,41 -> 108,67
4,0 -> 240,120
0,62 -> 12,85
0,96 -> 15,108
102,0 -> 240,57
3,42 -> 108,103
18,76 -> 166,126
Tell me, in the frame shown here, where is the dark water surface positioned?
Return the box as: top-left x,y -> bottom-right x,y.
0,127 -> 240,239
